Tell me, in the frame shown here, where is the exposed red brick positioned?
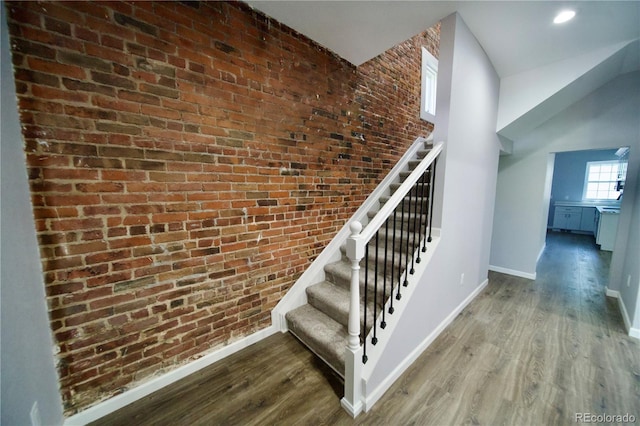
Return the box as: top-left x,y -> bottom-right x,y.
7,0 -> 438,415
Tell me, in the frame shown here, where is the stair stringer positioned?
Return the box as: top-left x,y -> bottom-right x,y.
271,135 -> 434,332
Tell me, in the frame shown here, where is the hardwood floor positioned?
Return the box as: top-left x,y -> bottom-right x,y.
92,231 -> 640,425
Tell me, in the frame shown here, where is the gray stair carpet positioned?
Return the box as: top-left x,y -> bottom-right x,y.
285,141 -> 432,376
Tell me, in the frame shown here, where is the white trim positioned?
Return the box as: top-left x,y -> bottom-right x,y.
340,395 -> 363,418
362,277 -> 489,411
64,326 -> 277,425
488,265 -> 536,280
604,287 -> 640,340
582,160 -> 627,201
420,46 -> 438,122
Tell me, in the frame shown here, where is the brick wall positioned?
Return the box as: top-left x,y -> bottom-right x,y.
6,0 -> 438,414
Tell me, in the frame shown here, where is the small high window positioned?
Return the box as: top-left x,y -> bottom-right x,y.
583,160 -> 628,201
420,47 -> 438,122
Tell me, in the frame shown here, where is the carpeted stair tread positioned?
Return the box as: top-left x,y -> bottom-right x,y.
324,260 -> 388,301
379,194 -> 430,209
389,182 -> 427,197
286,304 -> 347,375
339,239 -> 422,274
400,169 -> 431,181
306,281 -> 377,333
284,138 -> 435,381
366,210 -> 427,232
371,227 -> 424,249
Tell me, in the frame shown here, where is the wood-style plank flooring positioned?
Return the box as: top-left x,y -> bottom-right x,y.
92,231 -> 640,425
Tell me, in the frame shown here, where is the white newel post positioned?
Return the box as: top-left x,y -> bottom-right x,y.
341,221 -> 364,417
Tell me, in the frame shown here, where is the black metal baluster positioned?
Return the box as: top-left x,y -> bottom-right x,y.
410,178 -> 419,274
403,185 -> 412,287
381,218 -> 388,328
421,170 -> 429,252
396,197 -> 404,300
417,170 -> 427,260
423,169 -> 431,248
428,159 -> 437,243
362,243 -> 369,364
389,208 -> 397,313
372,231 -> 379,345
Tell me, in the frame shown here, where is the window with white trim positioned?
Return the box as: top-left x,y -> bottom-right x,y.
420,47 -> 438,122
583,160 -> 628,201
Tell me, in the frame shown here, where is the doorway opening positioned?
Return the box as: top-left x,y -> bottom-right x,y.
545,147 -> 629,255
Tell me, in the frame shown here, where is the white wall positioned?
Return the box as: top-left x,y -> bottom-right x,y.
367,12 -> 501,392
490,71 -> 640,329
1,7 -> 64,425
497,41 -> 633,140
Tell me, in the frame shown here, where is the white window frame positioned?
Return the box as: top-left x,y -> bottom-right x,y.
582,160 -> 628,201
420,47 -> 438,122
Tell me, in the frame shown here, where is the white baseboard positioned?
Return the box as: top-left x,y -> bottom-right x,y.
604,287 -> 639,340
488,265 -> 536,280
340,396 -> 363,418
363,277 -> 489,411
64,326 -> 277,425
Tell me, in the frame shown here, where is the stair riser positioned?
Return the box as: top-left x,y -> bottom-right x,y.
380,197 -> 429,213
286,314 -> 345,375
325,268 -> 384,300
416,149 -> 431,159
306,291 -> 377,335
341,234 -> 424,258
389,185 -> 430,198
341,245 -> 424,275
371,229 -> 423,249
367,216 -> 429,233
324,266 -> 388,302
400,170 -> 431,182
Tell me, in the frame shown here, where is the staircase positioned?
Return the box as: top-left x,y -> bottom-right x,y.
282,137 -> 443,397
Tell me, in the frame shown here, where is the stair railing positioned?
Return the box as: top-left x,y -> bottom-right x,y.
342,141 -> 443,416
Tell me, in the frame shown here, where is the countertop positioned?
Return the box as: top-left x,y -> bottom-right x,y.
596,206 -> 620,214
553,201 -> 620,214
555,200 -> 620,208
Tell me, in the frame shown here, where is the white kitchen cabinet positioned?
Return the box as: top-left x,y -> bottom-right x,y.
552,206 -> 582,231
579,207 -> 596,233
595,207 -> 620,251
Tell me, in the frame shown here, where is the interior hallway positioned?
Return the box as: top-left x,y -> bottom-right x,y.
92,231 -> 640,425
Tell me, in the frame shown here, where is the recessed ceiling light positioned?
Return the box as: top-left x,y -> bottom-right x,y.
554,10 -> 576,24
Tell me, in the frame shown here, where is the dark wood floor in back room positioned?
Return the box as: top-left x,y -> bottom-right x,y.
92,231 -> 640,426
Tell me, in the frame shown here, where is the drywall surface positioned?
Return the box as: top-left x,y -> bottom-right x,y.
367,12 -> 501,392
497,41 -> 632,136
490,71 -> 640,281
1,7 -> 64,425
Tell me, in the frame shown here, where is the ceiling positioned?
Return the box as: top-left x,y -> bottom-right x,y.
247,1 -> 640,78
